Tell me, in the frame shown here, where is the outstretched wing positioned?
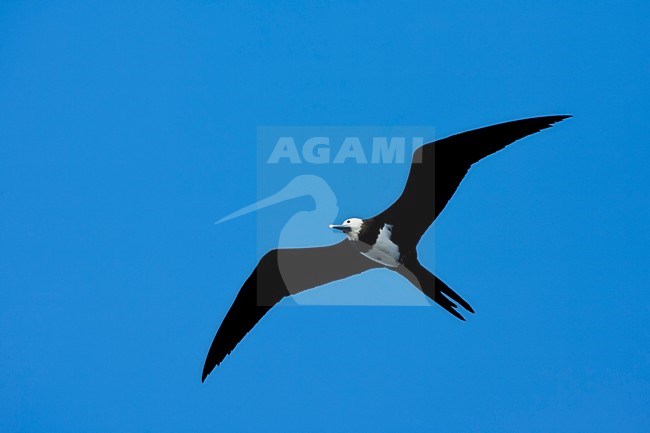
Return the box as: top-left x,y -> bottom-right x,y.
377,115 -> 570,247
202,240 -> 381,382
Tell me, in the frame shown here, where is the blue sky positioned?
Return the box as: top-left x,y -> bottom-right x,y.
1,1 -> 649,432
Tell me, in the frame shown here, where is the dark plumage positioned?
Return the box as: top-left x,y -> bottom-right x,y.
202,115 -> 570,382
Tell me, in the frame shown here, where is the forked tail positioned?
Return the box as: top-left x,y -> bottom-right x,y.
398,260 -> 474,320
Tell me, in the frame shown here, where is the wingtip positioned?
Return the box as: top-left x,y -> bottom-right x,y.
550,114 -> 572,123
202,356 -> 226,382
529,114 -> 571,133
201,364 -> 212,383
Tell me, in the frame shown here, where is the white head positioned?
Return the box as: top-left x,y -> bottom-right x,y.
328,217 -> 364,241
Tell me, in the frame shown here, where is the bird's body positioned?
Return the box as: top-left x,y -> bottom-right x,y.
201,115 -> 571,382
358,222 -> 401,267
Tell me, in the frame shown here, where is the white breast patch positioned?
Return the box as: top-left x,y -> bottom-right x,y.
361,224 -> 401,267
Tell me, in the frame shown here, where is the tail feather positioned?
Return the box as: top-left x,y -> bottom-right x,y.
438,282 -> 475,313
398,260 -> 473,320
435,293 -> 466,321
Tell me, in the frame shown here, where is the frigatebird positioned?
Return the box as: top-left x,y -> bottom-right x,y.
202,115 -> 570,381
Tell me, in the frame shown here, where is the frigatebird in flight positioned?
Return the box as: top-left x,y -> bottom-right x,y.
202,115 -> 570,382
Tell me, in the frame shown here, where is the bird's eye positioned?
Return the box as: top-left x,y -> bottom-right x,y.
346,220 -> 350,223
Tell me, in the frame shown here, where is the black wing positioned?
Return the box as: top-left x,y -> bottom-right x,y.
202,240 -> 381,382
377,115 -> 570,247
